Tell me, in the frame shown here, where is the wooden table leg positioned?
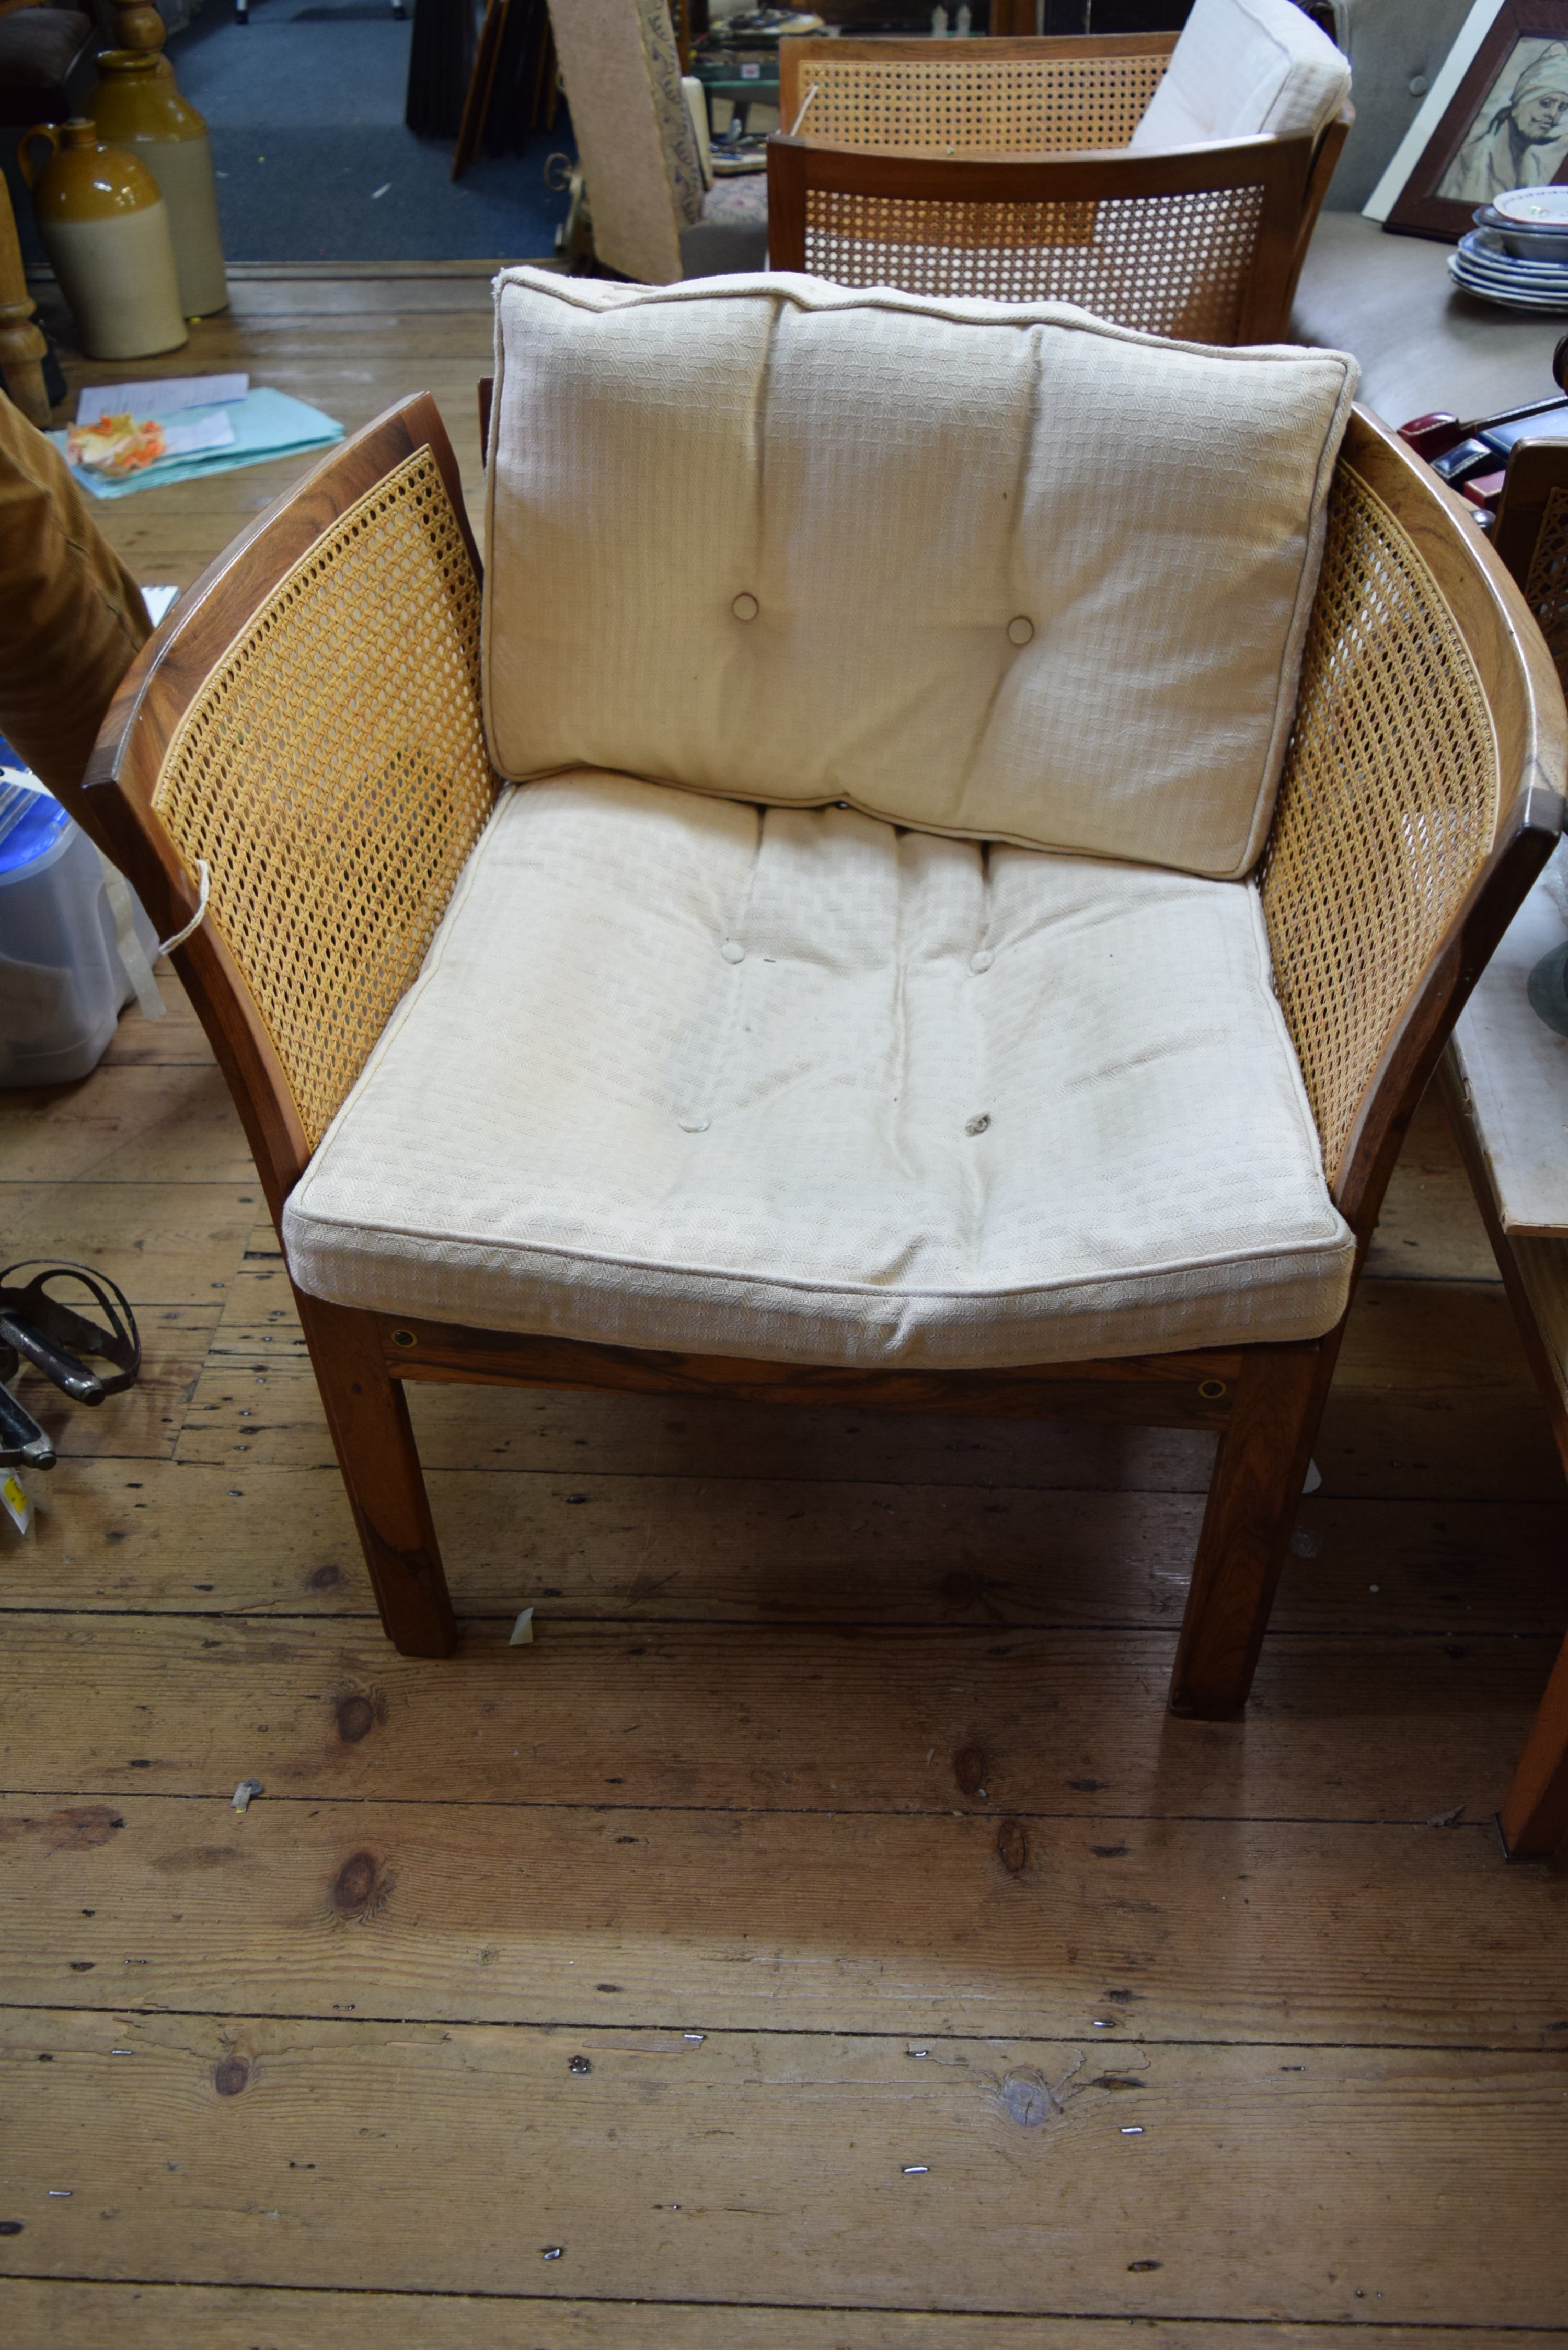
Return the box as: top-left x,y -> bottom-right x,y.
1497,1632 -> 1568,1859
0,175 -> 50,430
1440,1050 -> 1568,1861
450,0 -> 509,183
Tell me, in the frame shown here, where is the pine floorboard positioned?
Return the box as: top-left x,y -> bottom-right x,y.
2,277 -> 1566,2344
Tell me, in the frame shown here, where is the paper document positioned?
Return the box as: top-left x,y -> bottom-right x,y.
158,412 -> 236,459
53,387 -> 344,500
77,373 -> 249,421
140,586 -> 179,626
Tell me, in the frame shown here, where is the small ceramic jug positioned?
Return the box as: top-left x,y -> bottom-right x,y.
20,119 -> 186,361
89,51 -> 228,317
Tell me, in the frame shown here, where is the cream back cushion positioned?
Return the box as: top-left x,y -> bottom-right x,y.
485,269 -> 1356,880
1128,0 -> 1351,153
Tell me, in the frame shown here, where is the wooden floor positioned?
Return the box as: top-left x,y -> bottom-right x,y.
3,278 -> 1568,2347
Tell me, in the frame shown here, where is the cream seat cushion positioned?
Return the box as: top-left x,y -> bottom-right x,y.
484,269 -> 1355,883
281,775 -> 1356,1370
1128,0 -> 1352,153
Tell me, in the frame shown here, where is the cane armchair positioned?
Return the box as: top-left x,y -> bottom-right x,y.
771,0 -> 1351,341
87,270 -> 1562,1731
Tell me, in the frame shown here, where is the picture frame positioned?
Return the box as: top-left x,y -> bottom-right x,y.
1378,0 -> 1568,241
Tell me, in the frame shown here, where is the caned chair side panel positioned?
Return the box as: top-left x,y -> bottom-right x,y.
778,34 -> 1175,154
86,397 -> 497,1216
147,446 -> 497,1156
769,133 -> 1306,342
1261,410 -> 1563,1227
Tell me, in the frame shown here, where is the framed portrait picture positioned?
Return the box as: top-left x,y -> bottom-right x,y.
1378,1 -> 1568,240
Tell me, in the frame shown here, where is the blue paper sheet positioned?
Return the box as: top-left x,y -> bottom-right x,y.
54,386 -> 344,500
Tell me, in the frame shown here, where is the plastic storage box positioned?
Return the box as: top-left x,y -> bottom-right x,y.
0,741 -> 162,1088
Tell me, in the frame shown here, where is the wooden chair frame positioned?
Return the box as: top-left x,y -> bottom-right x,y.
84,393 -> 1564,1724
770,33 -> 1349,343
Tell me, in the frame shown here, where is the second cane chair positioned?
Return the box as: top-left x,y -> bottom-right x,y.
770,0 -> 1351,341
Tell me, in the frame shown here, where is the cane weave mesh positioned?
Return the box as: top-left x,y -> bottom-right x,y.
794,49 -> 1170,152
1520,483 -> 1568,692
1260,464 -> 1500,1187
152,446 -> 497,1151
801,179 -> 1265,339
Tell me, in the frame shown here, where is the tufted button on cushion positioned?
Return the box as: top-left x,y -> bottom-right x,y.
1006,616 -> 1034,647
731,593 -> 758,621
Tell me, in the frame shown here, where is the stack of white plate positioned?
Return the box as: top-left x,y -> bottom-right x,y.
1450,186 -> 1568,310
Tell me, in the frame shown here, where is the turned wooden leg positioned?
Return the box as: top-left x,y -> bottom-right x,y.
1168,1333 -> 1342,1719
0,176 -> 51,430
294,1291 -> 457,1657
1496,1632 -> 1568,1861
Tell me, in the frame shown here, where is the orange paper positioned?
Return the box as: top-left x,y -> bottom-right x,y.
65,413 -> 168,479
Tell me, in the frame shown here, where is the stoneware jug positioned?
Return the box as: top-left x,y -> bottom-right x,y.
89,51 -> 228,317
20,119 -> 186,361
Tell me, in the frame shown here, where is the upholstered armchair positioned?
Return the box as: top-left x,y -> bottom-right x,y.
545,0 -> 767,282
88,271 -> 1562,1727
771,0 -> 1352,340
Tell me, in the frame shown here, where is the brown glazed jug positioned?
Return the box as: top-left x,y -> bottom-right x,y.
89,51 -> 228,317
20,119 -> 187,361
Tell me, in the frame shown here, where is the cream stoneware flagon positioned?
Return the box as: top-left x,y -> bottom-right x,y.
89,51 -> 228,317
20,117 -> 186,360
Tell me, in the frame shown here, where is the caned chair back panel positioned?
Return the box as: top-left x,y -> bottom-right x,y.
85,398 -> 498,1204
1260,410 -> 1561,1227
766,134 -> 1308,344
778,34 -> 1175,155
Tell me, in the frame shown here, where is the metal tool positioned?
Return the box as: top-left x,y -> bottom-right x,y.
0,1261 -> 141,1472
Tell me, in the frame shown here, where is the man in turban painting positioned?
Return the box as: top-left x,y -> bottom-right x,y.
1442,40 -> 1568,203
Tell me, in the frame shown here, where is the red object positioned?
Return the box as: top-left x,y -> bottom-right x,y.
1399,412 -> 1464,461
1462,469 -> 1507,512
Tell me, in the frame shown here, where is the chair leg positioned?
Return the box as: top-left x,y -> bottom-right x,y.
294,1292 -> 457,1657
1496,1632 -> 1568,1861
1167,1336 -> 1341,1719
